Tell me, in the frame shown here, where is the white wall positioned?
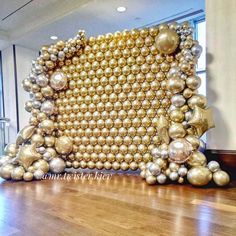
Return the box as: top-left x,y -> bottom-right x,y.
2,45 -> 38,142
206,0 -> 236,150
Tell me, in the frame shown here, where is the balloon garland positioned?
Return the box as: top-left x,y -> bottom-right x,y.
0,22 -> 230,186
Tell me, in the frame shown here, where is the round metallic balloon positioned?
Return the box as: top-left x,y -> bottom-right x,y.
55,136 -> 73,155
213,170 -> 230,186
49,158 -> 66,174
155,29 -> 179,54
187,166 -> 212,186
50,71 -> 68,91
168,138 -> 192,163
188,151 -> 207,167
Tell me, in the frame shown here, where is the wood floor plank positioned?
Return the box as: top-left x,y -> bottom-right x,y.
0,174 -> 236,236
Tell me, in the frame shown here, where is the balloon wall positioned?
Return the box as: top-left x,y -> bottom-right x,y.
0,22 -> 230,186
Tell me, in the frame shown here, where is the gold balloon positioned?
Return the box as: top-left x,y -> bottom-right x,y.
16,125 -> 35,145
33,159 -> 49,173
11,166 -> 25,180
23,172 -> 34,181
169,123 -> 186,139
213,170 -> 230,186
188,106 -> 215,137
155,29 -> 179,54
187,166 -> 212,186
4,143 -> 18,157
185,135 -> 200,149
31,134 -> 45,147
0,164 -> 15,179
40,119 -> 54,134
17,144 -> 41,169
55,136 -> 73,154
44,136 -> 55,147
167,78 -> 185,94
188,151 -> 207,167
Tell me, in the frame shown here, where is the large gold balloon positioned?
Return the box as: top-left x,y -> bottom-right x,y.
213,170 -> 230,186
55,136 -> 73,154
155,29 -> 179,54
17,144 -> 41,169
188,151 -> 207,167
187,166 -> 212,186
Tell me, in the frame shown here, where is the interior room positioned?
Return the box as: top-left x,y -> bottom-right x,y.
0,0 -> 235,235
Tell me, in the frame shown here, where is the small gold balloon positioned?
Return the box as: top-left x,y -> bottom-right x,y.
31,134 -> 45,147
40,119 -> 54,134
169,123 -> 186,139
11,166 -> 25,180
213,170 -> 230,186
0,164 -> 15,179
23,172 -> 34,181
4,143 -> 18,157
155,29 -> 179,54
55,136 -> 73,154
187,166 -> 212,186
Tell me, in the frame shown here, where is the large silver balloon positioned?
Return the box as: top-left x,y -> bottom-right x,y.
36,74 -> 48,87
41,100 -> 54,116
169,138 -> 192,163
50,71 -> 67,91
49,158 -> 66,174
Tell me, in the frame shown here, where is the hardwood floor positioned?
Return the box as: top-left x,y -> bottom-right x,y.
0,171 -> 236,236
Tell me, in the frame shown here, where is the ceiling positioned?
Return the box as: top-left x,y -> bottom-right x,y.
0,0 -> 205,51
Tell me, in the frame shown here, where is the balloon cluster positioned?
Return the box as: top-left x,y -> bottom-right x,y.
0,22 -> 230,186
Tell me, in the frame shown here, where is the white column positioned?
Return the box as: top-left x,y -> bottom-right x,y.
206,0 -> 236,150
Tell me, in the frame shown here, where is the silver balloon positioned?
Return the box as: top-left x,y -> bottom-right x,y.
167,66 -> 181,78
169,138 -> 193,163
185,111 -> 193,121
33,101 -> 41,109
34,169 -> 45,180
207,161 -> 220,173
160,149 -> 169,159
29,72 -> 37,82
151,148 -> 160,158
50,71 -> 67,91
178,166 -> 188,177
191,44 -> 202,58
149,163 -> 161,176
171,94 -> 186,107
49,158 -> 66,174
146,162 -> 153,169
36,74 -> 48,87
41,100 -> 54,115
169,172 -> 179,181
157,173 -> 167,184
34,64 -> 43,74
